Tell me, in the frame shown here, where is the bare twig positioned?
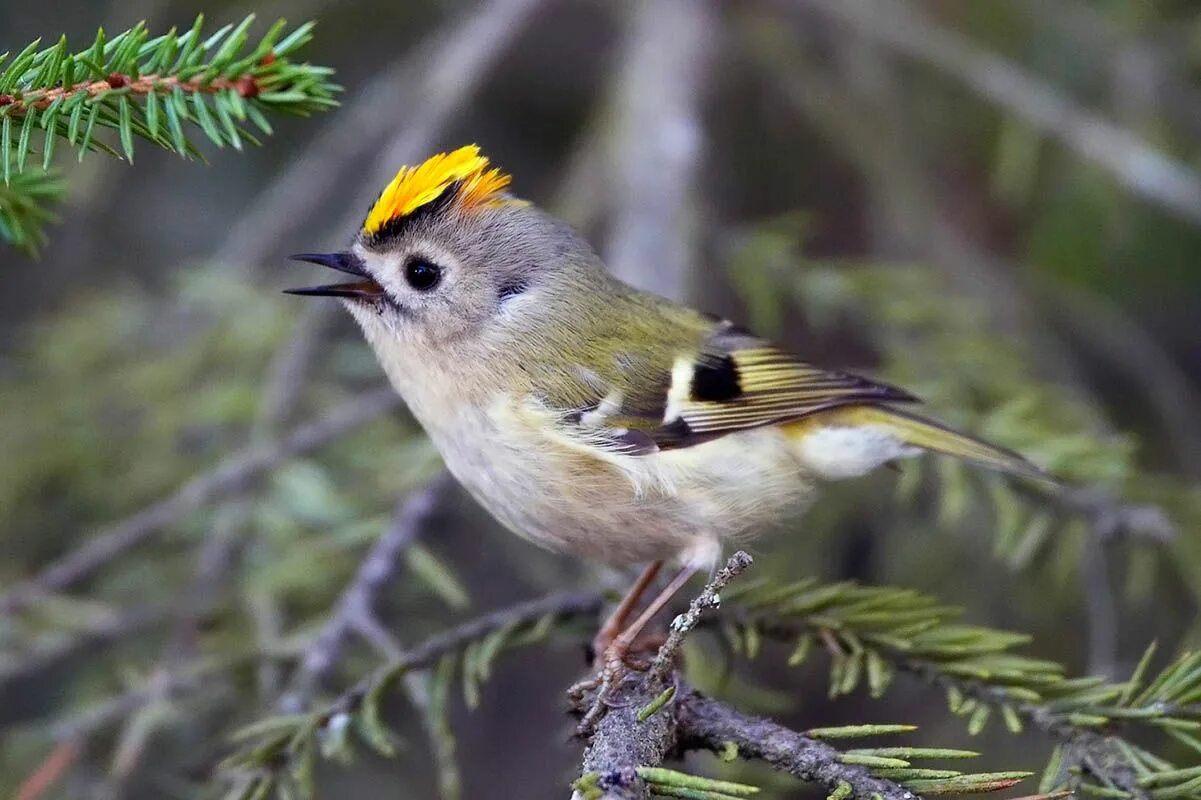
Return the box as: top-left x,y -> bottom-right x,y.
280,473 -> 453,712
0,388 -> 401,617
798,0 -> 1201,228
13,740 -> 80,800
1080,528 -> 1119,679
676,690 -> 919,800
1052,487 -> 1176,543
1066,485 -> 1173,678
647,551 -> 753,685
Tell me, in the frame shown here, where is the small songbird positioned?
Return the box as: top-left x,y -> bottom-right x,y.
287,145 -> 1049,676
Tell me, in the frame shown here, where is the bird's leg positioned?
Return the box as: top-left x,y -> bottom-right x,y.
567,561 -> 664,704
575,565 -> 699,733
601,564 -> 698,671
590,561 -> 663,663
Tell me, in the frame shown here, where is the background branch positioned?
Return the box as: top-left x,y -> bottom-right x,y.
798,0 -> 1201,227
216,0 -> 546,270
601,0 -> 714,300
0,387 -> 400,617
280,473 -> 453,712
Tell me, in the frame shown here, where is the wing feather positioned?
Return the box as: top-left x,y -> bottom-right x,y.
551,319 -> 919,454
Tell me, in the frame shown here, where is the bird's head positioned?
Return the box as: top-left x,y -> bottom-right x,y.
288,145 -> 600,350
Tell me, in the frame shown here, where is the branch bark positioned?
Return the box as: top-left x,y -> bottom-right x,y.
574,678 -> 678,800
677,690 -> 919,800
573,681 -> 923,800
572,553 -> 754,800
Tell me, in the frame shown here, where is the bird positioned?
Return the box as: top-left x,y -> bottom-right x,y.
286,144 -> 1051,703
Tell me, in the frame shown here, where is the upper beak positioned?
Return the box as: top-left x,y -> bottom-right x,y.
284,252 -> 384,299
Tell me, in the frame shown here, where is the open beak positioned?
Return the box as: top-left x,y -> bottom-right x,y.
284,252 -> 384,300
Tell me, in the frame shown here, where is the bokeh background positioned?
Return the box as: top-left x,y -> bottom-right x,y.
1,0 -> 1200,797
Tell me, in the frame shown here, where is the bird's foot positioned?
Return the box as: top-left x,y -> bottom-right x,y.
571,638 -> 657,735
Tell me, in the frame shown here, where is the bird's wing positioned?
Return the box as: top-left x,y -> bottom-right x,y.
550,319 -> 920,455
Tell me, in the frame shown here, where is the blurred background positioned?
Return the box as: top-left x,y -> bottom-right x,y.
1,0 -> 1200,797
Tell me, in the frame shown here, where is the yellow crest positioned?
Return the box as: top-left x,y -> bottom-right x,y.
362,145 -> 517,235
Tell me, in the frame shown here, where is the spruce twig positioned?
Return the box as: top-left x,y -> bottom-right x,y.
720,579 -> 1201,797
0,15 -> 339,251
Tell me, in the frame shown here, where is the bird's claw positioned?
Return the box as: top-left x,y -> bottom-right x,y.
572,641 -> 643,735
565,674 -> 600,703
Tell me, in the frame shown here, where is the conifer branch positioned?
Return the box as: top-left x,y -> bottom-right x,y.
0,15 -> 339,251
719,579 -> 1201,798
677,691 -> 953,800
572,558 -> 1036,800
0,167 -> 60,254
222,590 -> 605,799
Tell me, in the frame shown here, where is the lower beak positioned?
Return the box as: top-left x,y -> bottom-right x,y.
285,252 -> 384,299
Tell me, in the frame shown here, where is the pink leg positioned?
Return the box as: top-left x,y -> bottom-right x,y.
607,565 -> 699,657
591,562 -> 663,660
574,565 -> 701,733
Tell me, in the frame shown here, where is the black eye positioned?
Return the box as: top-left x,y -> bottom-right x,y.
404,258 -> 442,291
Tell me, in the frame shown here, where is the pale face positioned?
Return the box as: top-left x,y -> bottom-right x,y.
346,232 -> 502,345
289,209 -> 535,343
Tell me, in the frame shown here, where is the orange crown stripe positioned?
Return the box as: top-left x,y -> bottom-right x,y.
362,145 -> 517,235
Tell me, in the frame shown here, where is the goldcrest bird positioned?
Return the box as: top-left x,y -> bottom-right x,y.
287,144 -> 1049,669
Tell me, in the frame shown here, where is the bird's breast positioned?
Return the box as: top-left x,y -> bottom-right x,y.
414,392 -> 819,566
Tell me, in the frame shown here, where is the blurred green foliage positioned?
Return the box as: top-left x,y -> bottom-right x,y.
0,1 -> 1199,798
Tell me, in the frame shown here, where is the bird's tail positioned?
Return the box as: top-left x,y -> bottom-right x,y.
798,404 -> 1055,484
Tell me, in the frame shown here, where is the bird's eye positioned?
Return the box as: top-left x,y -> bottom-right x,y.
404,258 -> 442,291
